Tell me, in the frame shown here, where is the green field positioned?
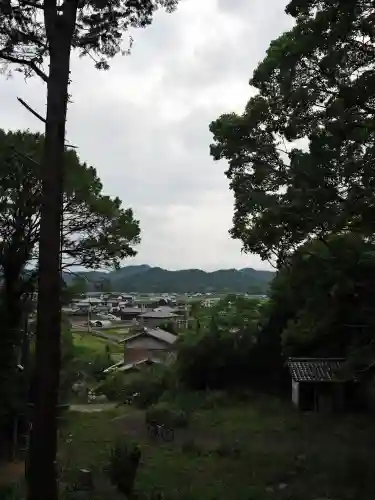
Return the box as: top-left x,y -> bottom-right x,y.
73,332 -> 123,358
56,393 -> 375,500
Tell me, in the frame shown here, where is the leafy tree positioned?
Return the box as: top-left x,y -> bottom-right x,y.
209,0 -> 375,264
177,314 -> 275,391
0,130 -> 140,269
214,295 -> 262,330
265,233 -> 375,358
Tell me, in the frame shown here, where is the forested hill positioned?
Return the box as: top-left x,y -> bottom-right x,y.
65,265 -> 275,294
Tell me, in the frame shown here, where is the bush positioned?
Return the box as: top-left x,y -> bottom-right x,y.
96,372 -> 125,401
108,438 -> 141,498
97,364 -> 175,407
146,402 -> 189,428
89,352 -> 114,382
121,366 -> 172,409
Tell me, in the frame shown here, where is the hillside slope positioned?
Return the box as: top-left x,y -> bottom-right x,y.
66,265 -> 274,294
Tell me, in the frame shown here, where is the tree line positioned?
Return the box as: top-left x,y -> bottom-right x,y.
66,265 -> 274,294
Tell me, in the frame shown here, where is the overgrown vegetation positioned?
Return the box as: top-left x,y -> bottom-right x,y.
54,394 -> 375,500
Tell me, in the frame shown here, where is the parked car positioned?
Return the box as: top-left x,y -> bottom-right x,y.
89,319 -> 112,328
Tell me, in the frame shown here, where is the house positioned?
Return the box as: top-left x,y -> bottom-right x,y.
138,305 -> 191,329
286,357 -> 354,412
117,307 -> 151,321
138,309 -> 179,329
121,326 -> 177,365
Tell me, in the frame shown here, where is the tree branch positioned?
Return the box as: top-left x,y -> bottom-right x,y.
0,51 -> 48,83
18,97 -> 46,123
17,97 -> 78,148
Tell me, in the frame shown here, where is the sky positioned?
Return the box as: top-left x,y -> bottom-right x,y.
0,0 -> 293,271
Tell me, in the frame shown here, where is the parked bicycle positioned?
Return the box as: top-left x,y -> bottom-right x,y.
147,421 -> 174,442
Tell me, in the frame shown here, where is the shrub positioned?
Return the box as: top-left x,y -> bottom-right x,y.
96,372 -> 125,401
89,352 -> 114,382
108,438 -> 141,498
121,366 -> 172,409
146,402 -> 189,428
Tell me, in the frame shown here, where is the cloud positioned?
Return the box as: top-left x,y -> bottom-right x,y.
0,0 -> 293,271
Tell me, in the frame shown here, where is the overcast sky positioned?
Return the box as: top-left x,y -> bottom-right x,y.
1,0 -> 293,271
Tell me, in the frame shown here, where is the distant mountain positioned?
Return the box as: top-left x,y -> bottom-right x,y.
65,265 -> 275,294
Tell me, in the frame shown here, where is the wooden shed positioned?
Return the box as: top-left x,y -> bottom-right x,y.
286,358 -> 351,412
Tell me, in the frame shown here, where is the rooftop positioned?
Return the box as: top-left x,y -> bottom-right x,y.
122,326 -> 178,345
103,357 -> 162,373
286,358 -> 347,383
139,310 -> 178,319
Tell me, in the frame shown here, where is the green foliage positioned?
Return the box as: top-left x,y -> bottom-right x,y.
97,365 -> 171,406
0,1 -> 179,77
0,130 -> 140,270
96,372 -> 126,402
213,295 -> 262,330
177,318 -> 257,390
266,234 -> 375,358
108,438 -> 141,498
209,0 -> 375,264
146,402 -> 189,428
88,351 -> 114,382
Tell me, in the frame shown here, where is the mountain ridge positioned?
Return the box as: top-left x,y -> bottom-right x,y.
64,264 -> 275,294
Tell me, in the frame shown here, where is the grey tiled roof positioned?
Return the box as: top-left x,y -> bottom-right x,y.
145,327 -> 177,344
123,327 -> 177,345
120,307 -> 149,314
286,358 -> 347,382
139,310 -> 178,319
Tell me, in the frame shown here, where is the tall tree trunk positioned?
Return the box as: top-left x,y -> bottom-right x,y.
27,3 -> 78,499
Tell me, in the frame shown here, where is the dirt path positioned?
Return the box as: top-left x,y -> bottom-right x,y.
69,403 -> 117,413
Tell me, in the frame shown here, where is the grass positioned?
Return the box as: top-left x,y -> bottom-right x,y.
103,327 -> 131,337
73,333 -> 123,358
56,392 -> 375,500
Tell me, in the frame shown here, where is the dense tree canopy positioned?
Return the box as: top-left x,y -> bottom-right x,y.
0,129 -> 141,270
264,234 -> 375,358
209,0 -> 375,264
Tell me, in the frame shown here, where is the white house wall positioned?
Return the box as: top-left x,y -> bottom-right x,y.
292,380 -> 299,407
